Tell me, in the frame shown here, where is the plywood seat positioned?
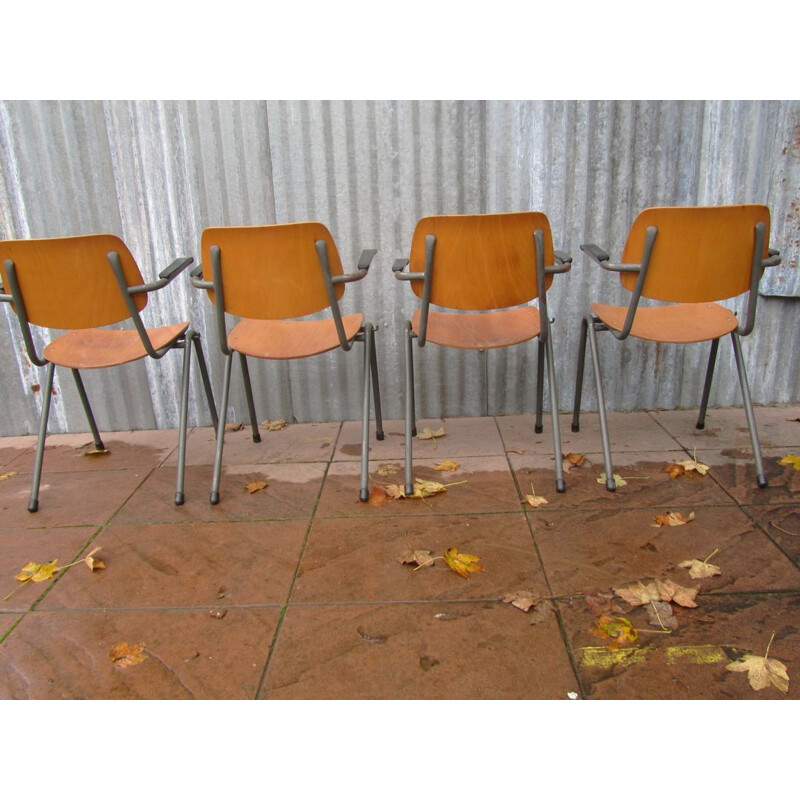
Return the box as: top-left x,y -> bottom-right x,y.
44,322 -> 189,369
411,306 -> 542,349
228,314 -> 363,359
590,301 -> 738,343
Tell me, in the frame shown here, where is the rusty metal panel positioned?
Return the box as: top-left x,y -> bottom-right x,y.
0,100 -> 798,437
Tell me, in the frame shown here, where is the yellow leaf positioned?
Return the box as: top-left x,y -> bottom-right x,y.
16,559 -> 60,583
245,480 -> 269,494
778,454 -> 800,472
83,447 -> 110,457
434,459 -> 460,472
726,654 -> 789,692
598,472 -> 627,487
523,493 -> 549,508
416,427 -> 446,440
84,547 -> 106,571
563,453 -> 587,472
109,641 -> 148,668
591,614 -> 638,648
653,511 -> 696,527
260,419 -> 286,431
0,471 -> 17,481
663,457 -> 710,477
443,547 -> 484,579
678,558 -> 722,579
411,479 -> 448,498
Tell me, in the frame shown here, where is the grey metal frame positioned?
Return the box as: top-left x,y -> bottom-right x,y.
393,229 -> 571,496
571,221 -> 781,491
192,240 -> 383,505
0,251 -> 217,511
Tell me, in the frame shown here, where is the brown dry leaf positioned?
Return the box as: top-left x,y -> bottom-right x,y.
225,422 -> 244,432
727,654 -> 789,692
16,559 -> 60,583
501,590 -> 541,613
598,472 -> 627,487
396,548 -> 436,568
652,511 -> 696,527
366,484 -> 390,506
245,480 -> 269,494
778,454 -> 800,472
679,551 -> 722,579
591,614 -> 638,648
528,600 -> 554,625
443,547 -> 484,579
83,447 -> 110,457
109,641 -> 148,668
261,419 -> 287,431
384,483 -> 406,500
614,580 -> 661,607
647,600 -> 679,631
410,478 -> 448,499
84,547 -> 105,571
584,592 -> 620,615
523,484 -> 548,508
416,427 -> 446,440
563,453 -> 587,472
0,471 -> 17,481
376,463 -> 400,477
506,447 -> 525,455
434,459 -> 461,472
209,609 -> 227,619
656,578 -> 699,608
663,456 -> 710,478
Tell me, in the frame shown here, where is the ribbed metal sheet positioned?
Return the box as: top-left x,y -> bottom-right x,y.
1,100 -> 798,436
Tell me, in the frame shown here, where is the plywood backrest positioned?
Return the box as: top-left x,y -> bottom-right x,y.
409,212 -> 555,310
0,234 -> 146,329
200,223 -> 344,320
620,205 -> 771,303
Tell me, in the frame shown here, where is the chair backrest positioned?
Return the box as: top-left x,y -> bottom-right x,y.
200,223 -> 345,320
0,234 -> 146,330
620,204 -> 771,303
408,212 -> 555,311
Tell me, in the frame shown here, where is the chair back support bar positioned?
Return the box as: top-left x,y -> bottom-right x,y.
200,223 -> 345,320
409,212 -> 555,310
620,204 -> 771,303
0,234 -> 147,329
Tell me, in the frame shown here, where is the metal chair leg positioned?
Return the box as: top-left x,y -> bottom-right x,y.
71,369 -> 104,451
29,362 -> 56,513
544,333 -> 566,493
239,353 -> 261,443
572,315 -> 589,433
586,315 -> 616,492
174,333 -> 193,506
535,339 -> 545,434
210,352 -> 233,505
370,327 -> 384,441
359,324 -> 374,502
192,331 -> 218,432
696,338 -> 720,430
404,322 -> 415,496
730,331 -> 767,488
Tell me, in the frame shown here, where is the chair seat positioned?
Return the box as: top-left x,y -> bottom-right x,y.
44,322 -> 189,368
228,314 -> 363,359
411,306 -> 541,349
591,302 -> 739,343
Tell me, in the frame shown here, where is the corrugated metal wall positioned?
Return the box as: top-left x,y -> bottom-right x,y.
1,100 -> 798,436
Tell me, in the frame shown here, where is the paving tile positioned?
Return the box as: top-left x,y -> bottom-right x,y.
164,422 -> 342,467
560,592 -> 800,699
650,405 -> 800,450
260,602 -> 579,699
509,450 -> 736,511
38,520 -> 309,610
700,447 -> 800,505
316,457 -> 522,518
0,526 -> 99,613
0,468 -> 150,529
0,435 -> 36,470
334,417 -> 506,461
292,513 -> 547,604
112,463 -> 327,524
0,607 -> 279,699
496,412 -> 683,456
744,505 -> 800,566
532,506 -> 800,599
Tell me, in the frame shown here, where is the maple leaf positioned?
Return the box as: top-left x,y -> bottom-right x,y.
84,547 -> 106,571
225,422 -> 244,432
726,634 -> 789,693
584,592 -> 621,615
416,427 -> 446,440
109,641 -> 148,668
563,453 -> 587,472
365,484 -> 390,506
261,419 -> 286,431
16,559 -> 60,583
614,581 -> 661,607
647,600 -> 679,631
0,471 -> 18,480
663,455 -> 710,478
778,454 -> 800,472
656,578 -> 698,608
501,590 -> 541,612
598,472 -> 627,487
444,547 -> 484,579
678,548 -> 722,579
591,614 -> 638,648
396,548 -> 436,568
376,463 -> 400,477
652,511 -> 696,527
245,480 -> 269,494
523,484 -> 548,509
384,483 -> 406,499
434,459 -> 460,472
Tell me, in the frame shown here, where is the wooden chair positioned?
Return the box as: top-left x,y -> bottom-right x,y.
393,211 -> 572,495
0,234 -> 217,511
572,204 -> 781,490
193,222 -> 383,504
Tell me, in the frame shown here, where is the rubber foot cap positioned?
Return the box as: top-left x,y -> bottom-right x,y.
606,479 -> 616,492
534,424 -> 543,434
571,423 -> 580,433
210,492 -> 220,505
411,428 -> 417,437
695,423 -> 705,430
757,475 -> 768,488
253,434 -> 262,444
556,479 -> 566,494
28,499 -> 39,513
359,489 -> 369,502
376,431 -> 385,441
174,492 -> 185,506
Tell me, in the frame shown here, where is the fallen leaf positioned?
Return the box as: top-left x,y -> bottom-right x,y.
653,511 -> 696,527
396,548 -> 436,568
647,601 -> 679,631
591,614 -> 638,648
109,641 -> 148,668
434,459 -> 460,472
416,427 -> 446,440
787,418 -> 800,423
584,592 -> 621,615
523,490 -> 549,509
83,447 -> 110,457
366,484 -> 390,506
506,447 -> 525,455
614,580 -> 661,607
357,626 -> 388,644
501,590 -> 540,612
528,600 -> 554,625
245,480 -> 268,494
16,559 -> 60,583
384,483 -> 406,500
663,457 -> 710,478
727,654 -> 789,692
563,453 -> 587,472
376,463 -> 400,477
225,422 -> 244,432
261,419 -> 286,431
778,454 -> 800,472
598,472 -> 627,487
679,551 -> 722,579
656,578 -> 699,608
0,471 -> 17,480
84,547 -> 105,571
443,547 -> 484,579
209,609 -> 227,619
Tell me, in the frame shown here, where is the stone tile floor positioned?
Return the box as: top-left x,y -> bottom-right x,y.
1,405 -> 799,700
